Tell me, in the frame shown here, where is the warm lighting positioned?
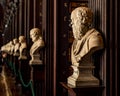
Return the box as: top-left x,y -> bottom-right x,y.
5,24 -> 8,28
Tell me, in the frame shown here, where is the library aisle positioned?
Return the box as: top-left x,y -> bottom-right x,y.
0,66 -> 20,96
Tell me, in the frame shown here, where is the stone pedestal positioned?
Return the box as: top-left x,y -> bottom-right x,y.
29,54 -> 42,65
13,52 -> 19,57
18,55 -> 27,60
68,65 -> 99,87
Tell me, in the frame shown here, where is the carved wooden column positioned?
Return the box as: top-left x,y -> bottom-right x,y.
14,9 -> 19,38
18,0 -> 24,35
0,4 -> 3,34
33,0 -> 42,28
26,0 -> 29,43
30,64 -> 45,96
33,0 -> 36,27
89,0 -> 107,96
12,15 -> 15,38
24,0 -> 27,37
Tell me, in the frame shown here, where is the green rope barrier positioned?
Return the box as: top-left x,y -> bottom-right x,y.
30,81 -> 35,96
8,61 -> 13,70
5,59 -> 35,96
6,60 -> 17,76
13,62 -> 17,76
18,70 -> 35,96
5,59 -> 13,70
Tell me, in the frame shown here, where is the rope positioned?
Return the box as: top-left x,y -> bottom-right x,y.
18,70 -> 35,96
12,62 -> 17,76
6,59 -> 17,76
5,58 -> 35,96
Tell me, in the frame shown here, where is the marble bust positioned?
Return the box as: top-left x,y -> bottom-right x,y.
18,36 -> 27,60
8,41 -> 14,55
29,28 -> 45,65
1,43 -> 9,52
1,41 -> 14,54
13,38 -> 20,56
67,7 -> 104,86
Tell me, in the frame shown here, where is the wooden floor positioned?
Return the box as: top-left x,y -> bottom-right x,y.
0,74 -> 6,96
0,66 -> 21,96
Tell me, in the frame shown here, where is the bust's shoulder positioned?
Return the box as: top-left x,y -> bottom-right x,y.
20,42 -> 27,49
36,38 -> 44,46
88,29 -> 103,48
86,28 -> 102,39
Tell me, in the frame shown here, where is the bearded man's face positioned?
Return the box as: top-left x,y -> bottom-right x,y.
71,15 -> 87,40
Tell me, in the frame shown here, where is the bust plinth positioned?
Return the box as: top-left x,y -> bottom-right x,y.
29,54 -> 43,65
68,65 -> 99,87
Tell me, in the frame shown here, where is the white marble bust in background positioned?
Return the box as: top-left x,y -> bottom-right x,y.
18,36 -> 27,60
29,28 -> 45,65
8,41 -> 14,55
1,41 -> 14,54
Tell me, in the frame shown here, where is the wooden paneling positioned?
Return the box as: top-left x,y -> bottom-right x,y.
44,0 -> 54,95
18,0 -> 24,36
89,1 -> 107,95
1,0 -> 119,96
0,4 -> 3,31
